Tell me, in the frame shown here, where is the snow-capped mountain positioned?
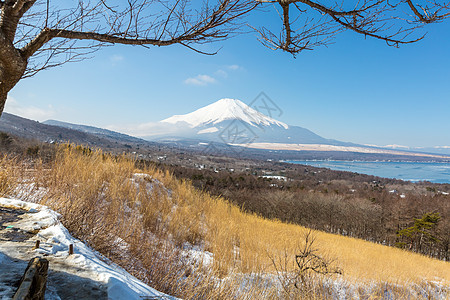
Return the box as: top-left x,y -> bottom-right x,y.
162,98 -> 289,129
151,98 -> 348,146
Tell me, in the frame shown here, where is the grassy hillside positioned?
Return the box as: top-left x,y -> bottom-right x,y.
1,146 -> 448,299
160,163 -> 449,260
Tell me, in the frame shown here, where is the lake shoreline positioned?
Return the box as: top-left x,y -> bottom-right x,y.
286,160 -> 450,184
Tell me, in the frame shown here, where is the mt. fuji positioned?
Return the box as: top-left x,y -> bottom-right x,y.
162,98 -> 289,129
153,98 -> 345,146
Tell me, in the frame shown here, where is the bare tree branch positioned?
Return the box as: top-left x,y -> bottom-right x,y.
253,0 -> 450,55
15,0 -> 257,69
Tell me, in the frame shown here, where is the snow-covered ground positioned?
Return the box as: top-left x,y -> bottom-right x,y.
0,198 -> 176,300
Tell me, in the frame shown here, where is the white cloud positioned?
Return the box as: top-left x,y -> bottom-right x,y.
184,65 -> 242,86
227,64 -> 241,70
109,54 -> 124,66
4,96 -> 56,121
107,121 -> 193,138
383,144 -> 410,149
184,74 -> 216,86
215,69 -> 228,78
110,54 -> 124,62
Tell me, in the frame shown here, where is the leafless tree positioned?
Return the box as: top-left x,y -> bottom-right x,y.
294,230 -> 342,288
269,230 -> 342,297
254,0 -> 450,54
0,0 -> 449,116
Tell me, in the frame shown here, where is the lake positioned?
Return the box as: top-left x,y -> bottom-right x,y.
287,160 -> 450,184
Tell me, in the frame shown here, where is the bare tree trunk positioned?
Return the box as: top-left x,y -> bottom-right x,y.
0,65 -> 26,117
0,91 -> 6,116
0,77 -> 21,117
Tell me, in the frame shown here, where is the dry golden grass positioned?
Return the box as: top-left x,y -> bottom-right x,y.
1,145 -> 449,299
0,154 -> 22,197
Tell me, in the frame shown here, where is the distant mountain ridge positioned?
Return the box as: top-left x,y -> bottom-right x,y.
43,119 -> 144,144
0,112 -> 154,150
153,98 -> 353,146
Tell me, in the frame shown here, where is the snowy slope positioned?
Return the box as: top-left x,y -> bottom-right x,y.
0,198 -> 177,300
162,98 -> 289,129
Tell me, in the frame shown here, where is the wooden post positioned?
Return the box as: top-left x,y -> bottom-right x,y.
69,244 -> 74,255
13,257 -> 48,300
33,240 -> 40,250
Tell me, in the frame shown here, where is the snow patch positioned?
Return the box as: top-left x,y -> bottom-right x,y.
197,127 -> 219,134
182,243 -> 214,267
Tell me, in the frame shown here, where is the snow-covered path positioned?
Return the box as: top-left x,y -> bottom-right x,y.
0,198 -> 176,300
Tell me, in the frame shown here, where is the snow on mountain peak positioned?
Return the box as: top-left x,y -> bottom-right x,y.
161,98 -> 288,129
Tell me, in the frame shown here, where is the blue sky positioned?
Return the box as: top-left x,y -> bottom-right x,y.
6,8 -> 450,148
